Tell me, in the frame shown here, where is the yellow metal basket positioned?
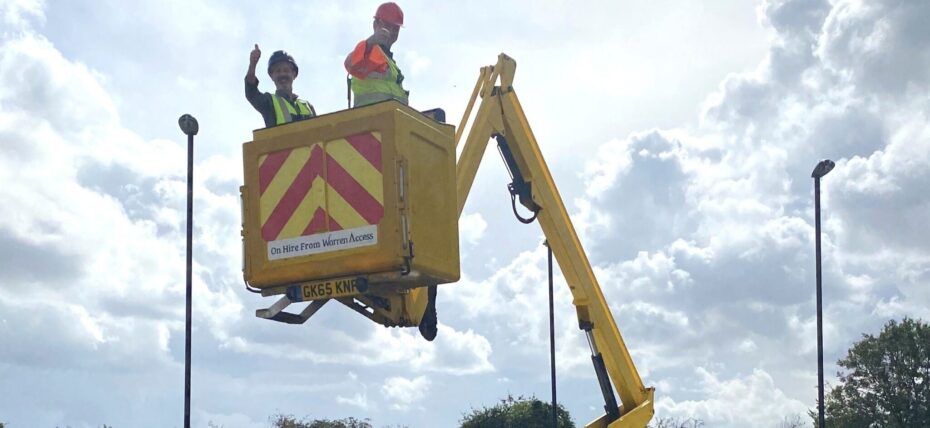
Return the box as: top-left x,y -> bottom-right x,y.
241,101 -> 459,298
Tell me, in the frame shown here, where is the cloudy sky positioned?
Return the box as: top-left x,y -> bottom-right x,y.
1,0 -> 928,427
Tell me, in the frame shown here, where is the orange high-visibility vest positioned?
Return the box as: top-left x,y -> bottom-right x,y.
346,40 -> 408,106
346,40 -> 389,78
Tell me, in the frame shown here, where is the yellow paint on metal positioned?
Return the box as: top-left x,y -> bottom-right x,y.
451,54 -> 653,427
259,146 -> 314,225
277,176 -> 326,240
326,139 -> 384,205
242,101 -> 458,290
326,185 -> 369,229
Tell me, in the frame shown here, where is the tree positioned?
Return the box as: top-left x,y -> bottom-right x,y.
459,394 -> 575,428
647,417 -> 704,428
270,414 -> 375,428
776,414 -> 805,428
817,317 -> 930,427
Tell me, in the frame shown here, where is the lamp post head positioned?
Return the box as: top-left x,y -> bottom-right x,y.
178,114 -> 199,136
811,159 -> 835,179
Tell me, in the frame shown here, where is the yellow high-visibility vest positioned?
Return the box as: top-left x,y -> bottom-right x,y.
351,46 -> 408,107
272,95 -> 316,125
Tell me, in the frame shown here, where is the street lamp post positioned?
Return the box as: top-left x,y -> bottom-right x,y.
178,114 -> 199,428
811,159 -> 834,428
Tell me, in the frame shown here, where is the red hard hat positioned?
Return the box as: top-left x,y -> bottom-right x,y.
375,2 -> 404,26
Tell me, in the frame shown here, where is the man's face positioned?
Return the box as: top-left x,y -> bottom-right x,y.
269,62 -> 297,91
373,20 -> 400,45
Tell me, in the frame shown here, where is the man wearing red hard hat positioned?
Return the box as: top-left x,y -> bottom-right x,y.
344,2 -> 409,107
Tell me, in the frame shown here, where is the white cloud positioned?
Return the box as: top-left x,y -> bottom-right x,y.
336,390 -> 370,410
401,50 -> 432,77
1,0 -> 44,29
817,0 -> 930,95
382,375 -> 431,410
459,211 -> 487,246
0,32 -> 188,374
446,248 -> 559,348
565,0 -> 930,424
2,1 -> 928,427
583,137 -> 633,197
656,368 -> 809,426
411,325 -> 495,375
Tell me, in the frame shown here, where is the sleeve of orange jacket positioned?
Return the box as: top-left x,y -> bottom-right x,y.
345,40 -> 389,79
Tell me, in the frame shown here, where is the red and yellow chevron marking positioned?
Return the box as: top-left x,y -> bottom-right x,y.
258,133 -> 384,242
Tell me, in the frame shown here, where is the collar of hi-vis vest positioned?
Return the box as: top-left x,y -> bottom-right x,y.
272,93 -> 311,124
380,44 -> 393,58
274,90 -> 299,101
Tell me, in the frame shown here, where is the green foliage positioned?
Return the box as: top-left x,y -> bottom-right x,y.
459,394 -> 574,428
816,317 -> 930,427
270,414 -> 374,428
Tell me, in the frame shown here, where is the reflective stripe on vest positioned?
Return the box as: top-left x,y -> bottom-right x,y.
272,95 -> 315,125
354,91 -> 403,106
351,48 -> 408,107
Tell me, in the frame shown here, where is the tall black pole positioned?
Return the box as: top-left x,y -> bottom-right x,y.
814,176 -> 824,428
178,114 -> 199,428
547,241 -> 557,428
811,159 -> 833,428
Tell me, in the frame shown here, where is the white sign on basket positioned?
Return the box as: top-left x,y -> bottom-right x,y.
267,225 -> 378,261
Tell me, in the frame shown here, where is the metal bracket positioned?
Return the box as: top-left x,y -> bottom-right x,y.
256,296 -> 329,324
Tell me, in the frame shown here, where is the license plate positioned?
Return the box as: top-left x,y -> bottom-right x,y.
287,276 -> 363,302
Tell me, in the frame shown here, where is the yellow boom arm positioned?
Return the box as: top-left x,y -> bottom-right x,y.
455,54 -> 654,428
